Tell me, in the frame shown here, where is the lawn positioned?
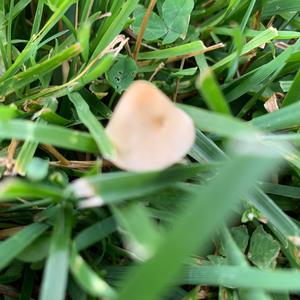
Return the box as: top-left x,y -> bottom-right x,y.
0,0 -> 300,299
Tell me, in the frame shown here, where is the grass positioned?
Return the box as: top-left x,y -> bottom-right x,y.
1,0 -> 300,299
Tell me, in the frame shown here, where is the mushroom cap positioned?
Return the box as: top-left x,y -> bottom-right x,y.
105,80 -> 196,172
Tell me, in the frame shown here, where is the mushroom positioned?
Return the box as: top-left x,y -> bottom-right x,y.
105,80 -> 195,172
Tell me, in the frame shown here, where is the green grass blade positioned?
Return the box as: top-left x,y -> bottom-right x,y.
0,223 -> 48,272
74,217 -> 116,251
0,105 -> 21,120
138,41 -> 206,60
71,164 -> 204,206
179,104 -> 257,138
282,68 -> 300,107
212,28 -> 278,71
68,92 -> 115,158
250,102 -> 300,131
197,68 -> 231,115
182,265 -> 300,291
116,151 -> 281,300
0,179 -> 63,201
91,0 -> 139,59
112,202 -> 161,260
0,43 -> 81,97
70,245 -> 117,298
0,119 -> 98,153
39,205 -> 73,300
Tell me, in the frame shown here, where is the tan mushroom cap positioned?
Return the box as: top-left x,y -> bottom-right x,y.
105,80 -> 196,172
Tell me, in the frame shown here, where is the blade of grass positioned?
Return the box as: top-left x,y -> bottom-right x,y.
212,27 -> 278,71
0,105 -> 21,120
68,92 -> 115,159
0,223 -> 49,272
0,179 -> 63,201
112,202 -> 161,260
0,119 -> 98,153
138,41 -> 206,60
220,226 -> 271,300
39,205 -> 73,300
0,0 -> 77,81
116,150 -> 281,300
91,0 -> 139,59
0,43 -> 81,97
190,130 -> 300,267
15,98 -> 58,175
74,217 -> 116,251
197,68 -> 231,115
179,104 -> 257,139
282,68 -> 300,107
6,0 -> 14,67
225,43 -> 299,102
71,164 -> 205,206
250,101 -> 300,131
182,265 -> 300,291
70,244 -> 117,298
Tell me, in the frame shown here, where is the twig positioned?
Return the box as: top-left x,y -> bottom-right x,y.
4,140 -> 19,175
149,62 -> 165,81
133,0 -> 157,61
41,144 -> 70,165
0,284 -> 20,299
49,160 -> 113,170
173,58 -> 186,102
0,226 -> 24,239
7,139 -> 18,164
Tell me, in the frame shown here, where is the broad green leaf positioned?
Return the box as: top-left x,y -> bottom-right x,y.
132,5 -> 167,41
220,226 -> 269,299
189,130 -> 300,267
161,0 -> 194,44
248,225 -> 280,269
231,225 -> 250,254
106,55 -> 137,93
